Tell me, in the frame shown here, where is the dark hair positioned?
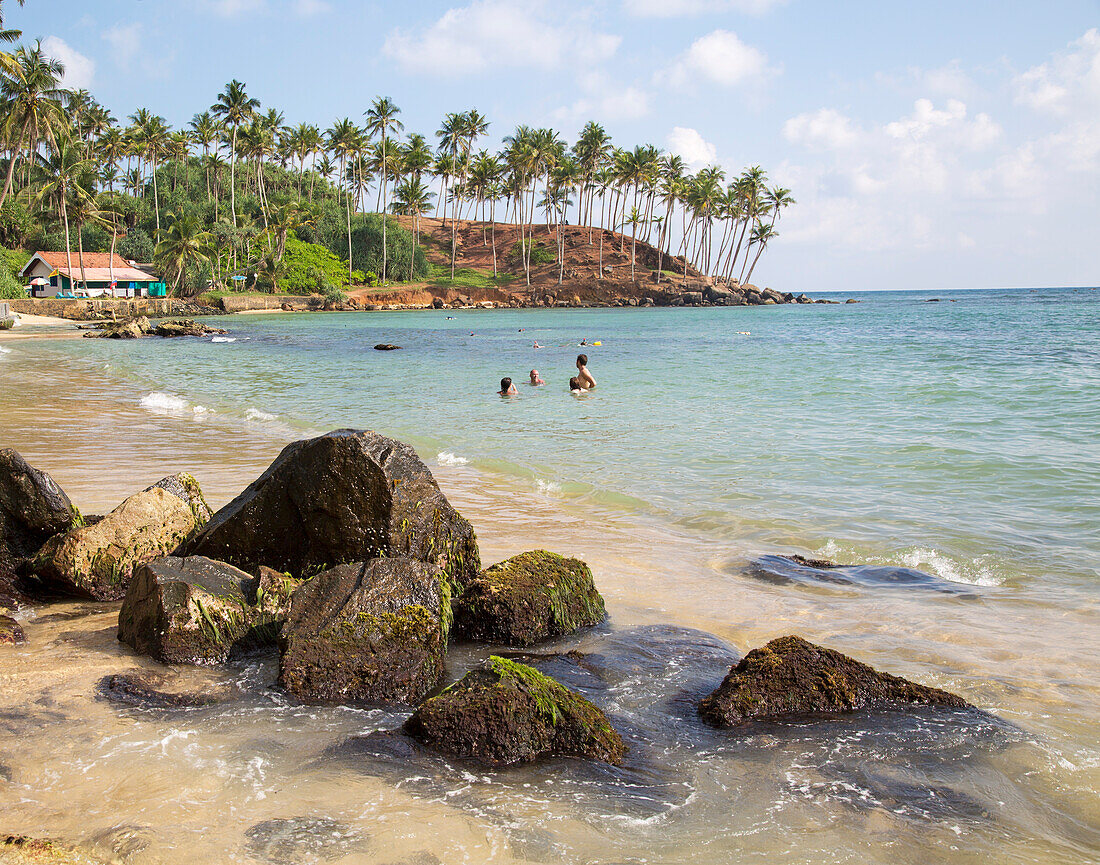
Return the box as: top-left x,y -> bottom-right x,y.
577,354 -> 588,366
500,377 -> 512,391
569,376 -> 581,390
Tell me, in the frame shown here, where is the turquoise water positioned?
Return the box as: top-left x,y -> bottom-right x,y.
3,287 -> 1100,864
30,286 -> 1100,590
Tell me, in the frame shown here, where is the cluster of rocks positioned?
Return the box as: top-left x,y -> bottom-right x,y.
1,432 -> 977,771
82,317 -> 229,339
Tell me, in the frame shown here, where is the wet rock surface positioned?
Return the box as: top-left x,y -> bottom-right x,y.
0,835 -> 110,864
453,550 -> 605,647
404,656 -> 625,766
0,614 -> 25,645
244,817 -> 367,864
96,668 -> 238,709
744,554 -> 978,596
151,319 -> 227,337
117,555 -> 276,664
33,485 -> 203,600
699,635 -> 973,726
278,557 -> 451,705
373,343 -> 402,350
186,429 -> 480,586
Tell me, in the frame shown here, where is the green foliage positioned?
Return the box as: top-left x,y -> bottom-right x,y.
281,233 -> 358,293
427,264 -> 515,290
345,213 -> 429,282
0,260 -> 25,299
1,248 -> 27,281
0,199 -> 32,248
118,227 -> 154,261
509,239 -> 554,265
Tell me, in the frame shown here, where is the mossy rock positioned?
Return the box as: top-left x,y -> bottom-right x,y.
186,429 -> 480,587
699,635 -> 973,726
0,835 -> 109,864
278,557 -> 451,704
34,486 -> 201,600
403,656 -> 624,767
117,556 -> 278,665
452,550 -> 605,646
147,472 -> 213,524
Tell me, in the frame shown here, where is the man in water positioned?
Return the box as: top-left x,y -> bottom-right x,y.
576,354 -> 596,389
529,370 -> 544,385
498,377 -> 517,395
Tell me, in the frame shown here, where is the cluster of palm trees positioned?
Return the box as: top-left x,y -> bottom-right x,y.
0,3 -> 793,296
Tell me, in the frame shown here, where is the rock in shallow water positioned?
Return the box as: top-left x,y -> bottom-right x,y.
453,550 -> 605,647
278,557 -> 451,704
744,554 -> 977,596
185,429 -> 480,586
699,635 -> 972,726
117,556 -> 278,664
97,668 -> 238,709
404,656 -> 625,767
33,483 -> 205,601
0,614 -> 25,645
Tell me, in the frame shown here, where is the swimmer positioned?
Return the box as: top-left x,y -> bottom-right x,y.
575,353 -> 596,389
498,377 -> 517,396
580,337 -> 588,346
569,376 -> 588,394
533,340 -> 541,349
529,369 -> 544,386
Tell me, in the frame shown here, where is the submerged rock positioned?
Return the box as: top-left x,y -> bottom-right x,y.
0,614 -> 25,645
373,343 -> 402,351
244,817 -> 367,865
404,656 -> 625,767
186,429 -> 479,586
278,557 -> 450,704
0,835 -> 110,864
97,668 -> 238,709
699,635 -> 972,726
453,550 -> 605,646
744,554 -> 976,596
34,484 -> 204,600
117,556 -> 275,664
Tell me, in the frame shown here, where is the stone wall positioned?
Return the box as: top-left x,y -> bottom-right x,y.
6,298 -> 173,320
219,295 -> 313,313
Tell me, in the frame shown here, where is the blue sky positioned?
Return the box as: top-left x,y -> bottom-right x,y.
11,0 -> 1099,290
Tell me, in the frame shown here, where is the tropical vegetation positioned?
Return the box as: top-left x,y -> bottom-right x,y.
0,2 -> 793,297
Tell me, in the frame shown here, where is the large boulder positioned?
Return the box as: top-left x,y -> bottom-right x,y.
453,550 -> 605,646
278,557 -> 451,704
148,472 -> 212,523
34,482 -> 205,600
186,429 -> 480,586
699,635 -> 972,726
118,555 -> 276,664
403,656 -> 625,766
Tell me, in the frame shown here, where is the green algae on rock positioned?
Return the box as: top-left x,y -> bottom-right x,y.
117,556 -> 279,664
452,550 -> 605,647
185,429 -> 480,587
0,835 -> 110,865
33,485 -> 203,601
278,557 -> 451,704
403,655 -> 624,767
699,635 -> 973,727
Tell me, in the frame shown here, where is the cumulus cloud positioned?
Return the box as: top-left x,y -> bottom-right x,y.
783,108 -> 859,150
384,0 -> 620,76
554,83 -> 650,124
662,30 -> 772,90
1014,28 -> 1100,116
41,36 -> 94,89
667,126 -> 717,169
623,0 -> 785,16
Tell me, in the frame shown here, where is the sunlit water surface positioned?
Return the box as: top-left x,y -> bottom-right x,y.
0,287 -> 1097,864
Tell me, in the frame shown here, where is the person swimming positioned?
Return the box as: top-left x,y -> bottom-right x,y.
533,340 -> 541,349
575,353 -> 596,389
498,377 -> 517,396
569,376 -> 588,394
529,369 -> 544,385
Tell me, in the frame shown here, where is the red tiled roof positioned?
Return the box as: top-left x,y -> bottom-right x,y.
22,251 -> 157,281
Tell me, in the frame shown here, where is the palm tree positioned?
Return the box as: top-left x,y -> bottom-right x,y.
0,0 -> 25,77
326,117 -> 359,278
391,177 -> 434,280
34,139 -> 92,292
364,96 -> 402,284
0,41 -> 67,209
129,109 -> 170,234
155,210 -> 213,295
211,79 -> 259,227
742,221 -> 777,285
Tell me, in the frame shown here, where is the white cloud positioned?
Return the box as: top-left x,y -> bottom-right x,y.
292,0 -> 330,16
662,30 -> 772,90
1014,28 -> 1100,116
555,84 -> 650,124
383,0 -> 620,76
783,108 -> 858,150
667,126 -> 717,169
623,0 -> 785,16
103,23 -> 141,70
41,36 -> 94,90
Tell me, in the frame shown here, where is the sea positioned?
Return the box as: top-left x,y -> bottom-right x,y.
0,286 -> 1097,864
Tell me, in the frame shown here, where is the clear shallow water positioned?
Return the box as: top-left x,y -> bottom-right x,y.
1,287 -> 1098,864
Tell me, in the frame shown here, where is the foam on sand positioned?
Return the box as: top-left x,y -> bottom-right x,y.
436,451 -> 469,466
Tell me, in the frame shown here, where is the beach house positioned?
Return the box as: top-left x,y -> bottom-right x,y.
19,251 -> 166,298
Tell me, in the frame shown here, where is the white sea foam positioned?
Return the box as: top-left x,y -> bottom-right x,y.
0,345 -> 11,354
436,451 -> 469,466
140,392 -> 214,418
897,547 -> 1004,587
210,336 -> 236,343
535,479 -> 562,494
245,408 -> 277,422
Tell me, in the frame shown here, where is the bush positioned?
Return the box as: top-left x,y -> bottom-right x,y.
281,234 -> 360,293
1,248 -> 27,281
0,199 -> 32,248
509,239 -> 554,265
0,261 -> 25,299
118,228 -> 154,262
343,213 -> 429,283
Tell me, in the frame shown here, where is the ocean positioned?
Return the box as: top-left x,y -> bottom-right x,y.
0,287 -> 1097,864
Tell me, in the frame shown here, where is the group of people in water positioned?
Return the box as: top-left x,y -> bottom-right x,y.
499,354 -> 596,396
